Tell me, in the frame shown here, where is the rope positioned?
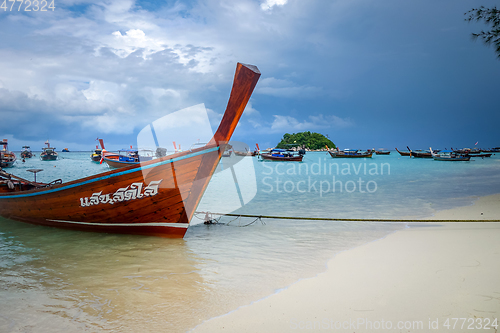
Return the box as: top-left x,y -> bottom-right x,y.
195,211 -> 500,223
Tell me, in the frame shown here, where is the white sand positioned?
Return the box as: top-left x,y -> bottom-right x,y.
191,195 -> 500,332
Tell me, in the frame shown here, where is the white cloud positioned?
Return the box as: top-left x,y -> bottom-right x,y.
261,0 -> 288,11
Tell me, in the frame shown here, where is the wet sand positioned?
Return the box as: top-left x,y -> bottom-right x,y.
191,194 -> 500,332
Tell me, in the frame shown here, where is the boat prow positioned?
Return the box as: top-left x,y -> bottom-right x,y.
0,63 -> 261,238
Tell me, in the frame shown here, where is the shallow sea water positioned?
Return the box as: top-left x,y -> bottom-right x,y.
1,151 -> 499,332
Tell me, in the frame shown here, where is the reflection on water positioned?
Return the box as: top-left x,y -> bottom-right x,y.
0,216 -> 406,332
0,219 -> 205,332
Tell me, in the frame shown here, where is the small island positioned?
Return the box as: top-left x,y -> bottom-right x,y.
275,131 -> 336,151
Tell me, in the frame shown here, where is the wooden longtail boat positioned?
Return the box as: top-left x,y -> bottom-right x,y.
103,149 -> 154,169
21,146 -> 33,159
395,148 -> 411,157
0,63 -> 261,238
40,141 -> 58,161
375,150 -> 390,155
328,149 -> 373,158
260,148 -> 304,161
0,139 -> 17,168
406,146 -> 432,158
90,146 -> 103,162
430,147 -> 471,161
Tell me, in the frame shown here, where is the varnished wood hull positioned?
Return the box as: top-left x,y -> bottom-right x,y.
0,63 -> 261,238
0,147 -> 220,237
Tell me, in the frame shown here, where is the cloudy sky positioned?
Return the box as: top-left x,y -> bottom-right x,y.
1,0 -> 499,152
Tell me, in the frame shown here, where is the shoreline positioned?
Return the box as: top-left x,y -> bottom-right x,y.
191,194 -> 500,332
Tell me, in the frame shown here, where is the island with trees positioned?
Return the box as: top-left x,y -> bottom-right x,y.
275,132 -> 336,151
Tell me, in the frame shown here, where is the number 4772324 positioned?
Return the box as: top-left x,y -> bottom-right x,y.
1,0 -> 55,11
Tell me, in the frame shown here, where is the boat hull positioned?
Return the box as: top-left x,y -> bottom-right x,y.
260,153 -> 303,161
395,148 -> 411,156
410,152 -> 432,158
328,151 -> 373,158
103,157 -> 140,168
40,155 -> 58,161
433,156 -> 471,161
0,146 -> 222,238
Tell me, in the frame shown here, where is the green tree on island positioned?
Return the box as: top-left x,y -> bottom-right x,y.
465,6 -> 500,58
276,132 -> 336,150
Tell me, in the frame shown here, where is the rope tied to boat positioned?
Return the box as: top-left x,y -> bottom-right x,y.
194,211 -> 500,223
194,211 -> 265,227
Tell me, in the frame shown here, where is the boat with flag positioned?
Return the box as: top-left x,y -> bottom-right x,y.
0,63 -> 260,238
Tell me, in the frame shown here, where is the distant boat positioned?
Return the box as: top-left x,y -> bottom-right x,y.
90,146 -> 103,162
20,146 -> 33,159
0,62 -> 260,238
375,149 -> 390,155
451,147 -> 491,158
0,139 -> 16,168
328,149 -> 373,158
222,149 -> 232,157
40,141 -> 58,161
430,147 -> 471,161
395,148 -> 411,156
260,148 -> 304,161
467,153 -> 492,158
62,148 -> 70,152
407,146 -> 432,158
234,145 -> 258,156
103,149 -> 154,168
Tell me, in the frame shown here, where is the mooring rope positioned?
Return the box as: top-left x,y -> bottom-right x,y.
195,211 -> 500,223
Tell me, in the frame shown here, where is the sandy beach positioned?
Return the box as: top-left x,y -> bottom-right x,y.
191,194 -> 500,333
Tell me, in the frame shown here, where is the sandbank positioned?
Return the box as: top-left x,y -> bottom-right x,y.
191,195 -> 500,332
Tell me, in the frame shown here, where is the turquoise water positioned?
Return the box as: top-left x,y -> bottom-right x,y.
1,151 -> 499,332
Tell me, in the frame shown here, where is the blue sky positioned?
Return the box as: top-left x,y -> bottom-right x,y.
0,0 -> 499,152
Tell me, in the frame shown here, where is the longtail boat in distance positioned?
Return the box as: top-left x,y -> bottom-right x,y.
21,146 -> 34,159
40,140 -> 58,161
395,148 -> 411,157
0,63 -> 261,238
328,148 -> 373,158
260,148 -> 304,161
90,145 -> 103,162
0,139 -> 17,168
430,147 -> 471,161
406,146 -> 432,158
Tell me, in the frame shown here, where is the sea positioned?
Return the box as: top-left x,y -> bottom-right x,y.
1,150 -> 500,332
